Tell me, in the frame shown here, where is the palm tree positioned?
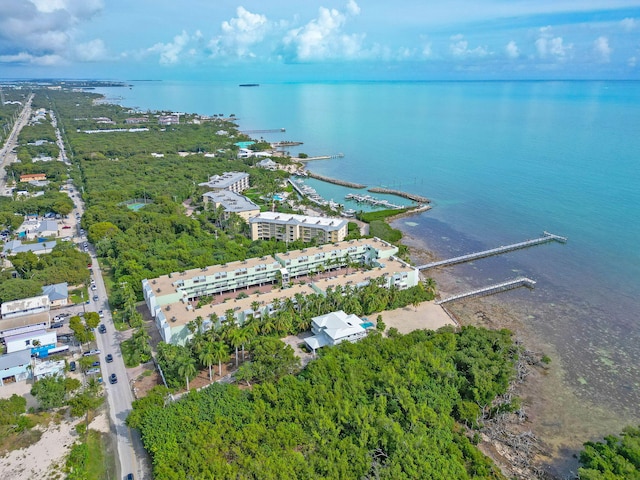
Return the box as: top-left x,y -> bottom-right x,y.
227,327 -> 244,367
260,313 -> 275,335
424,277 -> 437,298
211,341 -> 229,377
238,327 -> 252,362
199,343 -> 216,381
250,300 -> 261,318
177,355 -> 197,391
224,308 -> 236,327
274,311 -> 293,336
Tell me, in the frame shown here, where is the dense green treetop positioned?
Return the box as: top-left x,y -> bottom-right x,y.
578,426 -> 640,479
130,326 -> 515,479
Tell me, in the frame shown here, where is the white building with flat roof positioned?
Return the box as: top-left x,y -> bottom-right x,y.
142,238 -> 416,345
249,212 -> 348,243
202,190 -> 260,221
199,171 -> 250,193
1,295 -> 50,319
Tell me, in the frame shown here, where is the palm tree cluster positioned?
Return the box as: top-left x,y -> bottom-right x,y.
157,278 -> 436,390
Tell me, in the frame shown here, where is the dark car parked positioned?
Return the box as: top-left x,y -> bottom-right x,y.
69,361 -> 76,372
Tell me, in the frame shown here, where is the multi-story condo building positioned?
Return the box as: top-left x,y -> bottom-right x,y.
202,190 -> 260,221
249,212 -> 348,243
199,171 -> 250,193
142,238 -> 419,345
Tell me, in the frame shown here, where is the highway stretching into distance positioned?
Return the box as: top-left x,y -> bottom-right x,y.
55,120 -> 149,479
0,98 -> 150,478
0,93 -> 34,196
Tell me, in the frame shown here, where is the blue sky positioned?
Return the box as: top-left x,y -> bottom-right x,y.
1,0 -> 640,80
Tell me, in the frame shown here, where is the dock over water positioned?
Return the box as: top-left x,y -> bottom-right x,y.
436,277 -> 537,305
417,231 -> 567,270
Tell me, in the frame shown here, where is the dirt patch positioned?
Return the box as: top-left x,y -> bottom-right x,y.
132,369 -> 163,399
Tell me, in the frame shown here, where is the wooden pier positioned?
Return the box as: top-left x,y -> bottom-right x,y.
240,128 -> 286,134
297,153 -> 344,161
417,232 -> 567,270
436,277 -> 536,305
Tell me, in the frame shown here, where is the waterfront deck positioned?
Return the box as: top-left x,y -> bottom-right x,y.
436,277 -> 536,305
417,232 -> 567,270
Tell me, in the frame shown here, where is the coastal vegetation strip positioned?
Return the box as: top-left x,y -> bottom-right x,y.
305,171 -> 366,189
368,187 -> 431,204
129,327 -> 516,479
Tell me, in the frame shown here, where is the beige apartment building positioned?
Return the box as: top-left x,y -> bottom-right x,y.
249,212 -> 348,243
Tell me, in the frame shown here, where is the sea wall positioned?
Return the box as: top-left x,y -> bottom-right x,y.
306,171 -> 366,189
367,187 -> 431,204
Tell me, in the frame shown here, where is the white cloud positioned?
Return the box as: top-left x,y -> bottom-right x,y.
593,36 -> 611,63
422,42 -> 433,58
0,0 -> 103,65
210,7 -> 270,58
0,51 -> 65,66
346,0 -> 361,16
620,18 -> 637,31
282,2 -> 367,61
505,41 -> 519,59
535,27 -> 572,61
75,39 -> 108,62
628,56 -> 637,67
148,31 -> 191,65
449,35 -> 489,58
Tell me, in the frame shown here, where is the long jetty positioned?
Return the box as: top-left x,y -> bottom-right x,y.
297,153 -> 344,161
367,187 -> 431,204
240,128 -> 286,134
417,231 -> 567,270
435,277 -> 536,305
306,171 -> 366,189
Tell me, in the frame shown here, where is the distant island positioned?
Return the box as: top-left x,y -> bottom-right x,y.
239,83 -> 260,87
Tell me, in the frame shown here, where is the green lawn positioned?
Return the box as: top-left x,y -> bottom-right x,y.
69,287 -> 88,305
65,429 -> 112,479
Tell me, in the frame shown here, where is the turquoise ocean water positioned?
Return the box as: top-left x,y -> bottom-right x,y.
97,80 -> 640,471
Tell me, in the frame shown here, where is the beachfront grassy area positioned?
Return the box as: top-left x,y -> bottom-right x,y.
369,220 -> 402,243
65,429 -> 111,479
357,207 -> 411,223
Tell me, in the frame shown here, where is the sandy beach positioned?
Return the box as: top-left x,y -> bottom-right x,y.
376,301 -> 456,334
0,410 -> 110,479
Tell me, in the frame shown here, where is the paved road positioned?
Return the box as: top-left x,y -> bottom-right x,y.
55,122 -> 149,479
0,94 -> 34,195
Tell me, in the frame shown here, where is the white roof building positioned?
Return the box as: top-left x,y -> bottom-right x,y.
199,171 -> 250,193
305,311 -> 367,352
249,212 -> 348,243
1,295 -> 50,319
202,190 -> 260,221
256,158 -> 278,170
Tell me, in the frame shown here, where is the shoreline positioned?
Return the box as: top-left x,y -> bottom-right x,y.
395,226 -> 636,478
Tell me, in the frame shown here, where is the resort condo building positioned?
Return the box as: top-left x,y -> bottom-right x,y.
142,238 -> 419,345
199,171 -> 250,193
202,190 -> 260,221
249,212 -> 348,243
